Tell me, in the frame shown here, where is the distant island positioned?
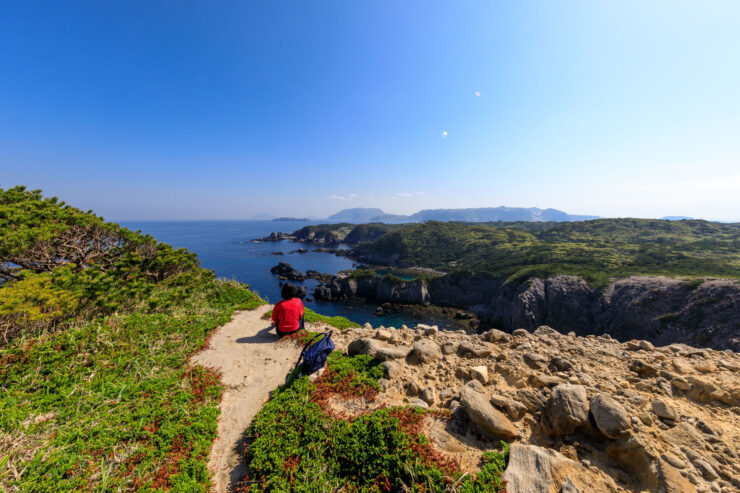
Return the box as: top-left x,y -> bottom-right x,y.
326,206 -> 599,223
662,215 -> 695,221
272,217 -> 310,222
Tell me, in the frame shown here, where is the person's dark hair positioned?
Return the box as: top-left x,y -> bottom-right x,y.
281,283 -> 297,300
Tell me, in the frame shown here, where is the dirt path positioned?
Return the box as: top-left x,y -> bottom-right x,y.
191,304 -> 301,493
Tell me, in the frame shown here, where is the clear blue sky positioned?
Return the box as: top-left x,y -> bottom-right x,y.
2,1 -> 739,220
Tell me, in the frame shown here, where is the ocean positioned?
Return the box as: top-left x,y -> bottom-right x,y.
120,220 -> 458,328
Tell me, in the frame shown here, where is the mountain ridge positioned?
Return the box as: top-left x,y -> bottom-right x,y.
326,206 -> 599,223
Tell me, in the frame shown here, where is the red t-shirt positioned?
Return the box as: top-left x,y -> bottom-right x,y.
272,297 -> 304,334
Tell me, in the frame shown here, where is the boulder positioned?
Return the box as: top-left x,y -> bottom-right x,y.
490,394 -> 527,419
694,360 -> 716,373
590,394 -> 630,438
347,338 -> 407,361
421,386 -> 436,405
441,342 -> 457,355
502,443 -> 580,493
523,352 -> 548,370
543,384 -> 590,436
459,382 -> 519,438
639,340 -> 655,351
381,360 -> 403,379
533,325 -> 560,336
630,360 -> 658,377
483,329 -> 509,342
457,341 -> 493,358
550,356 -> 574,372
411,339 -> 441,363
659,460 -> 697,493
651,398 -> 677,420
409,398 -> 429,410
469,365 -> 488,384
374,328 -> 392,341
671,376 -> 690,391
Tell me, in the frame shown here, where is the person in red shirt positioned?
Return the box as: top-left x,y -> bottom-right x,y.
272,283 -> 305,336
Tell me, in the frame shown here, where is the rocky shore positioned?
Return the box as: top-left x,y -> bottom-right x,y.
326,323 -> 740,492
312,270 -> 740,351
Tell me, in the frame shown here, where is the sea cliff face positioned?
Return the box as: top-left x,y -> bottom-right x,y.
315,273 -> 740,351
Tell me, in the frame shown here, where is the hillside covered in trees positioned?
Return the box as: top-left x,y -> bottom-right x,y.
350,219 -> 740,286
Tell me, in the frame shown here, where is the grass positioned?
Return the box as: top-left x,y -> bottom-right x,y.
262,307 -> 361,331
237,352 -> 508,492
0,280 -> 265,492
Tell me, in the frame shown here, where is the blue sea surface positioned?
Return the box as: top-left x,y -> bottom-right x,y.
120,220 -> 456,328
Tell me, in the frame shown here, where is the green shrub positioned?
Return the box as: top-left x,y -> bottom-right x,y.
240,352 -> 507,492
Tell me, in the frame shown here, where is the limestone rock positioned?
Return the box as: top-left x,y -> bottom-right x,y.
659,460 -> 697,493
469,365 -> 488,384
502,443 -> 580,493
560,478 -> 580,493
661,452 -> 686,469
671,376 -> 690,390
441,342 -> 457,355
533,325 -> 560,336
550,356 -> 574,372
523,352 -> 548,370
459,382 -> 519,438
671,359 -> 693,374
439,387 -> 456,401
483,329 -> 508,342
347,338 -> 407,361
543,384 -> 590,436
694,360 -> 716,373
693,459 -> 718,480
490,394 -> 527,419
630,359 -> 659,377
382,360 -> 403,379
457,341 -> 493,358
374,328 -> 392,341
421,386 -> 436,405
590,393 -> 630,438
639,340 -> 655,351
411,339 -> 441,363
531,374 -> 563,388
409,398 -> 429,410
651,398 -> 677,420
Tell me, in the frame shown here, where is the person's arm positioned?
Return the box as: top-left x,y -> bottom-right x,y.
272,304 -> 279,327
298,300 -> 305,330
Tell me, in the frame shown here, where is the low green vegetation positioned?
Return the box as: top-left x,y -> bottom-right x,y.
0,186 -> 266,491
304,307 -> 361,330
263,307 -> 360,331
353,219 -> 740,286
238,352 -> 508,492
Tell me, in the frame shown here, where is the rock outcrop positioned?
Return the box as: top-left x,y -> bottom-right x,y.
321,322 -> 740,493
316,270 -> 740,350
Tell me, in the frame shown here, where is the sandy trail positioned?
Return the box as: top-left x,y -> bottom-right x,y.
191,304 -> 301,493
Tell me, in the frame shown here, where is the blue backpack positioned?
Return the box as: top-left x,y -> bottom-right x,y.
294,331 -> 334,377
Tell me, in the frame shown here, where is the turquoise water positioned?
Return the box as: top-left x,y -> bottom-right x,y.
121,220 -> 456,328
376,269 -> 417,281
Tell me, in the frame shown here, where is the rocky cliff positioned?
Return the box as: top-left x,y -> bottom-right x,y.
327,323 -> 740,492
314,273 -> 740,351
